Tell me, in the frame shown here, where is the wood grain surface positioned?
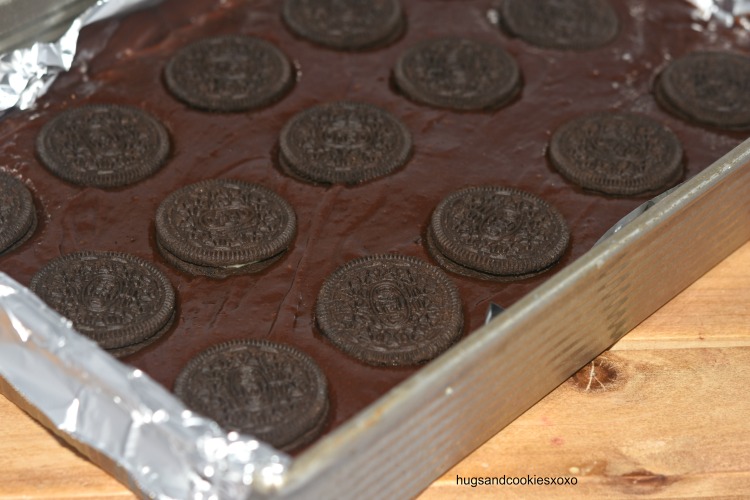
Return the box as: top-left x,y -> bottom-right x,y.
3,241 -> 750,499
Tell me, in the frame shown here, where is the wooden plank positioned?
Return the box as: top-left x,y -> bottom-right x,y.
0,394 -> 134,499
613,241 -> 750,351
419,239 -> 750,499
419,347 -> 750,499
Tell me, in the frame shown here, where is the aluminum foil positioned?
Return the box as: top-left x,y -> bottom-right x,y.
0,272 -> 290,499
688,0 -> 750,25
1,0 -> 749,116
0,0 -> 163,114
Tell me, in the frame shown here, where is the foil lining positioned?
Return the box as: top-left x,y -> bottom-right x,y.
0,0 -> 748,115
0,0 -> 162,114
0,272 -> 290,499
687,0 -> 750,25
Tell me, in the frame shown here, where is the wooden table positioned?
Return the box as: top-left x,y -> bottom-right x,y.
3,241 -> 750,499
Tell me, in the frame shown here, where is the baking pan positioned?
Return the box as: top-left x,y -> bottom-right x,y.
1,1 -> 749,498
1,135 -> 748,499
276,139 -> 750,499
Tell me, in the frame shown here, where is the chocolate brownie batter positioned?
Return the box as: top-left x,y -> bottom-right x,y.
0,0 -> 747,452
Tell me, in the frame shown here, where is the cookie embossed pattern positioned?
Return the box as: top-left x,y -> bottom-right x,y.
164,34 -> 295,112
174,339 -> 330,452
548,113 -> 684,196
655,51 -> 750,130
499,0 -> 620,50
316,254 -> 463,366
35,104 -> 171,188
29,251 -> 176,357
0,172 -> 36,255
155,179 -> 297,278
279,101 -> 413,184
393,37 -> 522,111
282,0 -> 405,50
426,187 -> 570,281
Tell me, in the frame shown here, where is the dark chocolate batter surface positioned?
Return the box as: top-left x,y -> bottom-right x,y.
0,0 -> 747,451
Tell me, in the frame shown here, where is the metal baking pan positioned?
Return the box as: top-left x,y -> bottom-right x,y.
274,139 -> 750,499
2,136 -> 748,499
2,1 -> 750,498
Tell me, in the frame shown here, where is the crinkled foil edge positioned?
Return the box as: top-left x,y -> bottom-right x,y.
0,0 -> 165,113
0,272 -> 290,499
687,0 -> 750,25
1,1 -> 291,495
1,0 -> 749,114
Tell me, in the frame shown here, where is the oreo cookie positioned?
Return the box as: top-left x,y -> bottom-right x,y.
36,104 -> 170,188
655,51 -> 750,130
155,179 -> 296,278
164,35 -> 294,112
174,340 -> 329,451
549,112 -> 684,196
0,172 -> 36,256
393,37 -> 522,111
279,101 -> 412,185
427,187 -> 569,281
316,254 -> 463,366
282,0 -> 404,51
29,251 -> 175,357
500,0 -> 618,50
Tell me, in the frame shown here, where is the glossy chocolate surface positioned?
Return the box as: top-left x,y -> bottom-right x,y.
0,0 -> 748,451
